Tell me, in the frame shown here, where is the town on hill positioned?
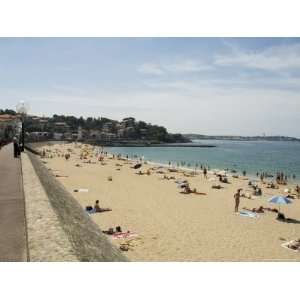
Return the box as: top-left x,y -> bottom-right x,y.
0,109 -> 189,145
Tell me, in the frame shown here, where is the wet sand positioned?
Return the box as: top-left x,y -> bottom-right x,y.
36,142 -> 300,261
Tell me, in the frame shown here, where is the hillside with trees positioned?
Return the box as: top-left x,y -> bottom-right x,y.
1,109 -> 189,144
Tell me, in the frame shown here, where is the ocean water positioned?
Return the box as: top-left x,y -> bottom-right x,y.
107,140 -> 300,182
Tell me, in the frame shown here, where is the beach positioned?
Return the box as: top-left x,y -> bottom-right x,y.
36,142 -> 300,261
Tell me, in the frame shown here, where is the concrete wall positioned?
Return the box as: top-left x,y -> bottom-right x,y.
26,148 -> 129,262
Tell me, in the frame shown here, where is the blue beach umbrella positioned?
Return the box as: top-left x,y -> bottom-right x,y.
268,195 -> 293,212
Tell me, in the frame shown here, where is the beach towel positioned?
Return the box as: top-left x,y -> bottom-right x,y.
111,232 -> 138,240
281,240 -> 300,252
238,210 -> 259,218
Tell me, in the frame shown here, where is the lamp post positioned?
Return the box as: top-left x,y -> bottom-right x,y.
16,101 -> 29,152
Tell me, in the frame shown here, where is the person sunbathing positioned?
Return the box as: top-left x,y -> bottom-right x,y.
181,185 -> 206,195
94,200 -> 112,213
263,207 -> 279,213
191,188 -> 207,195
212,184 -> 222,189
255,188 -> 262,196
287,239 -> 300,250
136,170 -> 144,175
242,206 -> 265,213
132,163 -> 142,169
241,192 -> 252,199
266,182 -> 278,189
218,175 -> 229,183
156,170 -> 165,174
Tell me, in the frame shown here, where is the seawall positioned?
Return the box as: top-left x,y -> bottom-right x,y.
23,144 -> 129,262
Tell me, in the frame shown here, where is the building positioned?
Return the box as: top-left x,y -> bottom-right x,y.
121,117 -> 135,128
53,122 -> 70,132
89,129 -> 102,139
102,122 -> 114,133
0,114 -> 21,142
27,131 -> 51,142
99,132 -> 117,141
53,132 -> 64,140
77,126 -> 83,140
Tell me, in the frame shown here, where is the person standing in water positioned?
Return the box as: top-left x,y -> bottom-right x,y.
234,189 -> 242,212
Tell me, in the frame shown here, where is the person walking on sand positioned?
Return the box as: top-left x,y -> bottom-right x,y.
234,189 -> 242,212
203,167 -> 207,179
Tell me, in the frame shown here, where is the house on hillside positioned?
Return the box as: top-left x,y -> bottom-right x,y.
89,129 -> 102,139
0,114 -> 21,141
53,122 -> 70,132
120,117 -> 135,128
102,122 -> 114,133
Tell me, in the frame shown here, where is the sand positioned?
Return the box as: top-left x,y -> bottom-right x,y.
36,142 -> 300,261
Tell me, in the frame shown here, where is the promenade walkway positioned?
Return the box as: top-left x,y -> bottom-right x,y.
0,143 -> 27,261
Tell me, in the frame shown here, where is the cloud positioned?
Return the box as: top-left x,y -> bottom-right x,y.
215,42 -> 300,72
137,59 -> 213,76
137,63 -> 164,75
165,60 -> 213,72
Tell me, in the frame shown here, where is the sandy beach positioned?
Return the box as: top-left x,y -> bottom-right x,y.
36,142 -> 300,261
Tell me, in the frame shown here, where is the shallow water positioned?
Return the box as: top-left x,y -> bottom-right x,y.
107,140 -> 300,182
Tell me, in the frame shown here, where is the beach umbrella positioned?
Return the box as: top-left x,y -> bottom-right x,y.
268,195 -> 293,212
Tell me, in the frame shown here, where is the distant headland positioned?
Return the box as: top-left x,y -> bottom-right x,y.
184,134 -> 300,142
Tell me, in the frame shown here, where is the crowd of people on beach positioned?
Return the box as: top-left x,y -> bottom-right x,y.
39,142 -> 300,255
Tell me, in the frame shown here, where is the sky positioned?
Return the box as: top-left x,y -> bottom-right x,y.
1,37 -> 300,137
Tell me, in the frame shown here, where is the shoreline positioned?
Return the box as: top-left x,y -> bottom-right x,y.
107,151 -> 300,186
29,141 -> 300,185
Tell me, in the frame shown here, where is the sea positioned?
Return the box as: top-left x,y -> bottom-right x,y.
107,140 -> 300,183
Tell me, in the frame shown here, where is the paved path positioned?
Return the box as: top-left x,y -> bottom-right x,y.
0,143 -> 27,261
